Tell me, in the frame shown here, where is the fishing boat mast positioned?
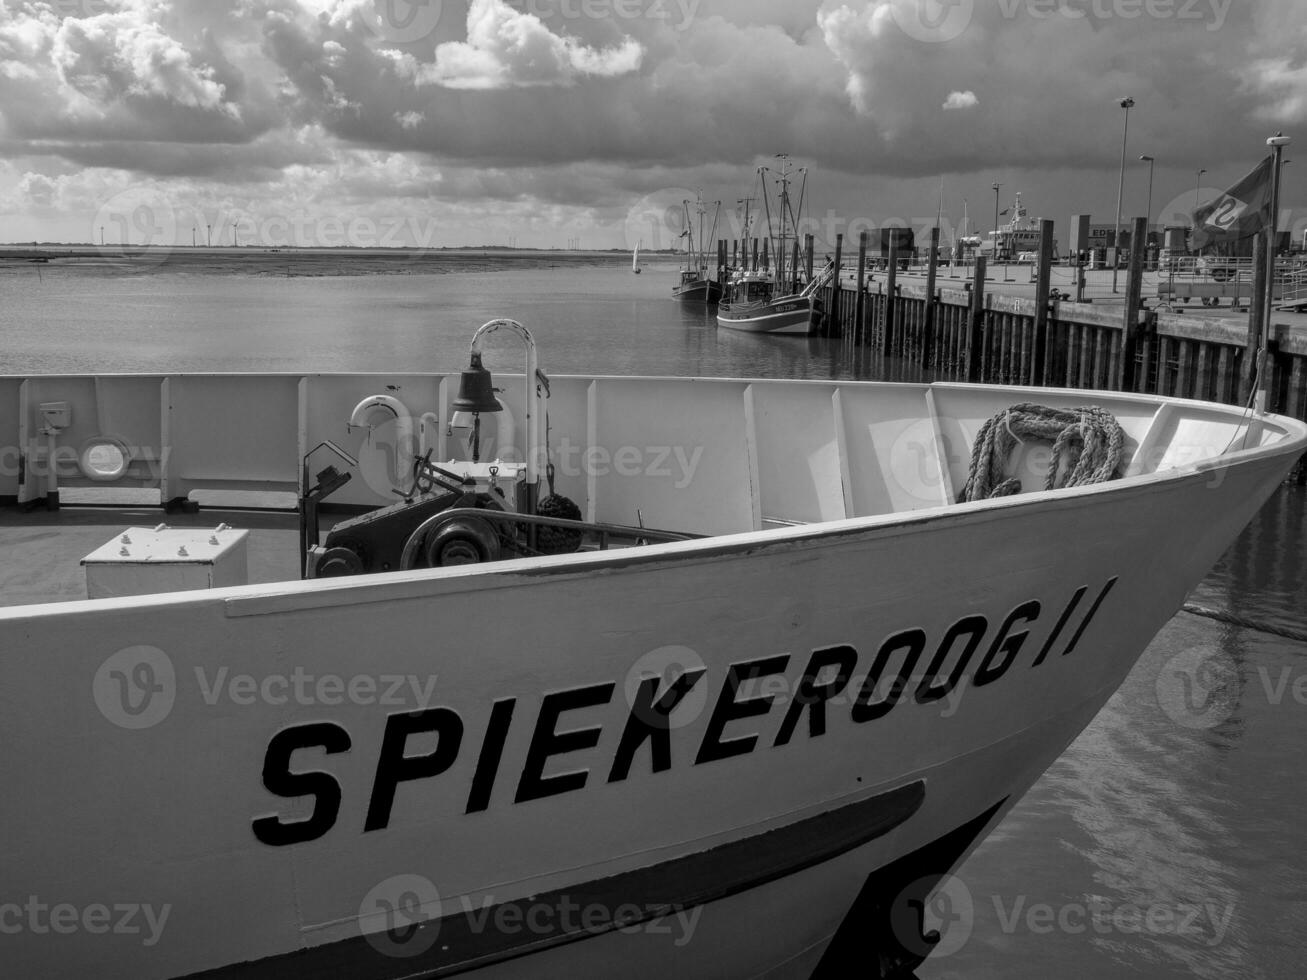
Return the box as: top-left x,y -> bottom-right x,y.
683,192 -> 721,279
737,196 -> 755,271
761,154 -> 805,291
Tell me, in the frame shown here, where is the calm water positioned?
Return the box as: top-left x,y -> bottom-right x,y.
0,254 -> 856,380
3,254 -> 1305,978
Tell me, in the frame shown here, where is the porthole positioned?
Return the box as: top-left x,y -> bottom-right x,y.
79,439 -> 131,482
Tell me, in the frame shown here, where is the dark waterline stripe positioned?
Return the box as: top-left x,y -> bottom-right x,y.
186,780 -> 926,980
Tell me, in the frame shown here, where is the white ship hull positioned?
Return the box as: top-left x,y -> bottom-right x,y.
1,371 -> 1303,978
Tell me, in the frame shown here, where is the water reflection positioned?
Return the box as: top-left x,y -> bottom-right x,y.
922,484 -> 1307,979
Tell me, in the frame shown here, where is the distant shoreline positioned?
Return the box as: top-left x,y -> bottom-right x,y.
0,246 -> 679,278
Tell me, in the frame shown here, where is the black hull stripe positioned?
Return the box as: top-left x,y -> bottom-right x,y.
186,780 -> 926,980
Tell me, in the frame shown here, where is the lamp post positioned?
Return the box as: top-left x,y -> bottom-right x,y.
992,182 -> 1003,261
1193,169 -> 1206,215
1139,154 -> 1155,267
1112,96 -> 1135,293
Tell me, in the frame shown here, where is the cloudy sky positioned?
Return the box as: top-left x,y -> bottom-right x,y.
1,0 -> 1305,250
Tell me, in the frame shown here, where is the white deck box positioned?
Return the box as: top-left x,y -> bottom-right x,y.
82,525 -> 249,599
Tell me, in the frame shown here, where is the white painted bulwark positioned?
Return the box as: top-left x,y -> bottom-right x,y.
82,525 -> 249,599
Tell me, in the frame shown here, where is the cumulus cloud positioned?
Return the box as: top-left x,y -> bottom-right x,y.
1238,57 -> 1307,123
0,0 -> 275,147
52,13 -> 231,112
942,90 -> 977,110
416,0 -> 644,89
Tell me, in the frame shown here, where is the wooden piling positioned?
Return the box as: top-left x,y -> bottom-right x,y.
966,257 -> 988,382
1120,217 -> 1148,391
882,240 -> 899,357
752,238 -> 759,271
829,234 -> 844,338
805,234 -> 814,284
761,239 -> 769,271
1241,233 -> 1267,405
790,241 -> 801,292
1031,219 -> 1055,386
922,227 -> 940,372
855,232 -> 868,345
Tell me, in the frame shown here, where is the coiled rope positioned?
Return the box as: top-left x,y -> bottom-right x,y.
959,403 -> 1126,502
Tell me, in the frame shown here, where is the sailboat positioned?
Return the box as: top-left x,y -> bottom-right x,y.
632,241 -> 641,275
673,194 -> 723,304
717,156 -> 827,335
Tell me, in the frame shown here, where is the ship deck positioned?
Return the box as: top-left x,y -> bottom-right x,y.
0,506 -> 301,608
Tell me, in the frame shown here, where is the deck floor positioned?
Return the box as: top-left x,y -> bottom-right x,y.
0,506 -> 302,608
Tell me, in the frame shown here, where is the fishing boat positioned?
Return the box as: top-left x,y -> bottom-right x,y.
673,194 -> 723,305
3,317 -> 1305,979
718,157 -> 827,335
632,241 -> 641,275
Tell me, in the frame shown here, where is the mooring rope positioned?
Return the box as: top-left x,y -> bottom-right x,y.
1180,603 -> 1307,645
958,403 -> 1126,502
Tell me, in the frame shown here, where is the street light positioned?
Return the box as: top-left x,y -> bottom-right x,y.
1112,97 -> 1135,293
1193,169 -> 1207,216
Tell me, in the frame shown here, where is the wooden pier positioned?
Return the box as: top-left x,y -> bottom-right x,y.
719,219 -> 1307,481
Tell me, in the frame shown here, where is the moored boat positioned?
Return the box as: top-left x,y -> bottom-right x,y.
981,192 -> 1058,261
716,263 -> 833,334
2,323 -> 1305,978
717,157 -> 827,335
673,272 -> 722,305
673,194 -> 723,305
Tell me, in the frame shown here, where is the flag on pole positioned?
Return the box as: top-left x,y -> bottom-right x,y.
1191,156 -> 1275,252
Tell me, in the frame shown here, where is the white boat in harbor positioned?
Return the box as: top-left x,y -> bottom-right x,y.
2,317 -> 1304,979
718,157 -> 828,336
981,193 -> 1057,261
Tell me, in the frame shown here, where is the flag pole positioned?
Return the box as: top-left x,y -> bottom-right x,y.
1256,133 -> 1291,415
